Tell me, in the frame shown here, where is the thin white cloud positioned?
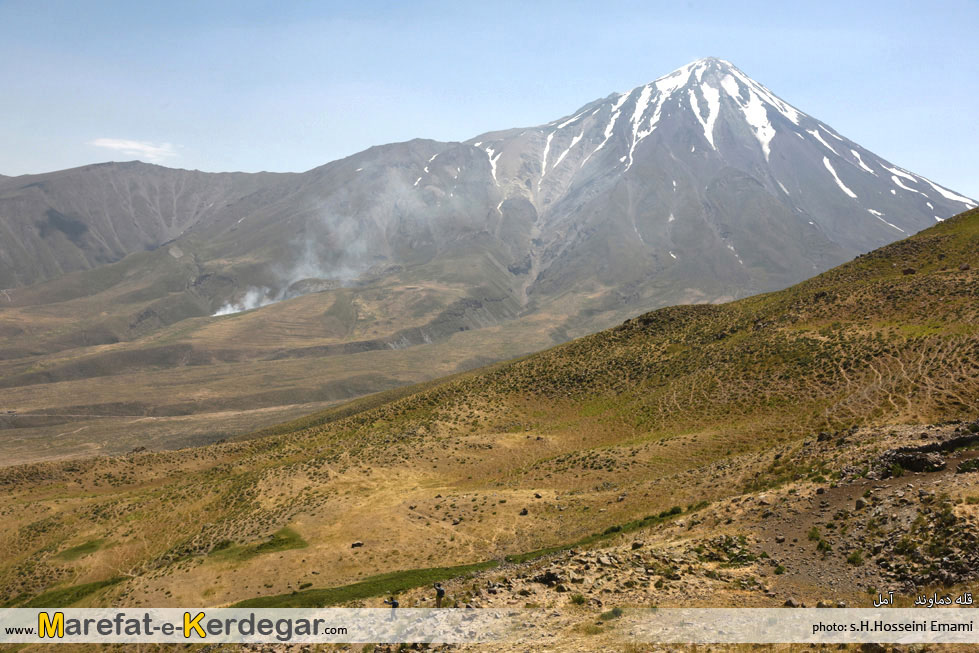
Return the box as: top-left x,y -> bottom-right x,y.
88,138 -> 177,163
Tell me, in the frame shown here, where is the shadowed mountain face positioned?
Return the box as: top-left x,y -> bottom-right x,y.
0,59 -> 975,460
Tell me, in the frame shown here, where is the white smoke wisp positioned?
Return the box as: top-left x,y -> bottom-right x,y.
212,287 -> 274,316
210,212 -> 378,317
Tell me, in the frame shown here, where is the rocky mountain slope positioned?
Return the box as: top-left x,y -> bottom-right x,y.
1,59 -> 975,462
0,162 -> 292,288
0,207 -> 975,622
361,420 -> 979,651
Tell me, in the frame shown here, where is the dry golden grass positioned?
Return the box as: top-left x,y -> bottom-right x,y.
0,208 -> 976,617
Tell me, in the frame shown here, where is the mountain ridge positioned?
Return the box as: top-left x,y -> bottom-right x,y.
0,57 -> 975,462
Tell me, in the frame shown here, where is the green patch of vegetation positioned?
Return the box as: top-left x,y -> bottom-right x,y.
54,539 -> 103,561
599,606 -> 624,621
232,560 -> 498,608
847,550 -> 864,566
894,535 -> 916,556
20,577 -> 125,608
807,526 -> 821,541
570,593 -> 586,605
956,459 -> 979,474
506,501 -> 705,564
210,527 -> 307,563
890,463 -> 906,478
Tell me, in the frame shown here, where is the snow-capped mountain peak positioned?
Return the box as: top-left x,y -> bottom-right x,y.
455,57 -> 974,308
470,58 -> 973,227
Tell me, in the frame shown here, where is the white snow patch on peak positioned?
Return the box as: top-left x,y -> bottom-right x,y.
867,209 -> 906,234
726,243 -> 744,265
473,142 -> 482,147
539,131 -> 555,188
807,129 -> 839,155
669,251 -> 677,259
668,212 -> 675,222
777,180 -> 790,195
729,68 -> 801,125
413,177 -> 421,187
720,74 -> 741,101
625,84 -> 663,171
851,149 -> 876,175
629,85 -> 654,140
891,175 -> 925,195
934,215 -> 943,222
555,109 -> 589,130
610,92 -> 630,112
581,93 -> 629,168
821,126 -> 845,142
483,146 -> 501,185
428,153 -> 438,162
881,164 -> 916,182
927,201 -> 934,209
823,156 -> 857,198
553,131 -> 583,169
689,84 -> 720,149
739,87 -> 775,161
652,62 -> 695,96
915,176 -> 976,207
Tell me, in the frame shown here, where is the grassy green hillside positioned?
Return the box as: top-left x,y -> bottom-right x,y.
0,208 -> 976,611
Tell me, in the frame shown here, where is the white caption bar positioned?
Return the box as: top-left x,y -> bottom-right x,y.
629,608 -> 979,643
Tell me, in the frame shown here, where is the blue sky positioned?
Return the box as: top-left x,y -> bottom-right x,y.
1,0 -> 976,197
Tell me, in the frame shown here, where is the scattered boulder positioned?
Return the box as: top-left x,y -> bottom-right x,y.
878,449 -> 946,475
859,644 -> 887,653
532,570 -> 562,586
351,541 -> 364,548
961,263 -> 971,271
901,267 -> 916,275
784,598 -> 802,608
